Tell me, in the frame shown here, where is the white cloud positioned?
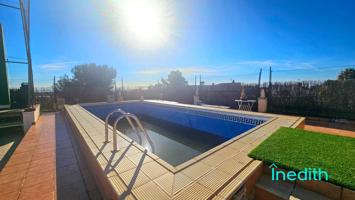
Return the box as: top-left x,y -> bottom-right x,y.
137,66 -> 221,76
136,60 -> 317,77
235,60 -> 316,70
236,60 -> 276,66
39,61 -> 75,71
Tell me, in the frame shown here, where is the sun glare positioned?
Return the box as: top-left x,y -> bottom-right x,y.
115,0 -> 173,49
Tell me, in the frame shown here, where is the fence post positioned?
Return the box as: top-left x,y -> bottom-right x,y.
258,68 -> 262,89
268,66 -> 272,110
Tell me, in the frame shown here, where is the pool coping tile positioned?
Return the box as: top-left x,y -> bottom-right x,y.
64,101 -> 304,199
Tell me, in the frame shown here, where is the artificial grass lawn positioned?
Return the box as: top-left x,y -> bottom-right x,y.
249,127 -> 355,190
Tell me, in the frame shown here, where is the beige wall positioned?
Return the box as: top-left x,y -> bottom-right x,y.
23,104 -> 41,132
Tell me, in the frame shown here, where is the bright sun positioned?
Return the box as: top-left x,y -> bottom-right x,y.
115,0 -> 173,49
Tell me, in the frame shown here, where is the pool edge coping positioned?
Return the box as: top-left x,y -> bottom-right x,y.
65,100 -> 305,199
78,100 -> 278,173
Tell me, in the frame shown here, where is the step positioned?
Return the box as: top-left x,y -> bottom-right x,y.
0,110 -> 24,132
256,175 -> 294,200
291,185 -> 331,200
255,175 -> 331,200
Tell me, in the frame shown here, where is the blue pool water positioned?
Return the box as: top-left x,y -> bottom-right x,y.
83,102 -> 267,166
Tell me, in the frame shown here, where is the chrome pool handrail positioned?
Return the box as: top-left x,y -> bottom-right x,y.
106,109 -> 154,152
112,114 -> 130,151
121,114 -> 155,153
105,109 -> 136,142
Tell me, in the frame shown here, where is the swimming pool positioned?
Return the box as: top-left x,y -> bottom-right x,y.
83,101 -> 269,166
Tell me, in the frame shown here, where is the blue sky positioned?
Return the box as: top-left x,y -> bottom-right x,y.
1,0 -> 355,88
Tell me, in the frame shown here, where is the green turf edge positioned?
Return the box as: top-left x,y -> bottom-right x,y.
248,127 -> 355,190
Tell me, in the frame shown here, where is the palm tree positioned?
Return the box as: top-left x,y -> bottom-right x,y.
337,68 -> 355,80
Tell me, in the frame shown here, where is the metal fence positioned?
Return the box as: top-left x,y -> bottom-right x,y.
269,80 -> 355,120
124,80 -> 355,120
28,79 -> 355,120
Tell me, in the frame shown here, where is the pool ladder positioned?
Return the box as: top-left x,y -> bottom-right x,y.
105,109 -> 154,152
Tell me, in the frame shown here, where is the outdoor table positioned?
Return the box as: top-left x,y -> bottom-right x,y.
234,99 -> 256,111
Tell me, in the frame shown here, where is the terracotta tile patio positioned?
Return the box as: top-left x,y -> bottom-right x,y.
0,113 -> 102,200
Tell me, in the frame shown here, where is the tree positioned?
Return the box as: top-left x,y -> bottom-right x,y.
151,70 -> 188,89
338,68 -> 355,80
56,63 -> 116,103
163,70 -> 188,87
55,74 -> 77,102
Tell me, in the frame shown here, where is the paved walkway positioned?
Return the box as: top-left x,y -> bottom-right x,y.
0,129 -> 22,170
0,112 -> 102,200
304,125 -> 355,138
